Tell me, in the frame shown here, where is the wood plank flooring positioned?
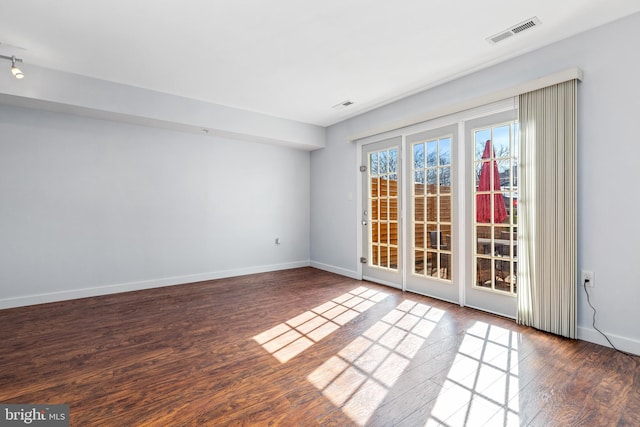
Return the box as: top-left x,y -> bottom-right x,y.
1,267 -> 638,426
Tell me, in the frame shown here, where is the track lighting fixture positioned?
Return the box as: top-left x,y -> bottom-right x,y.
0,54 -> 25,79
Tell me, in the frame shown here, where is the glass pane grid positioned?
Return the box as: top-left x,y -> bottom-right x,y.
369,148 -> 399,272
473,123 -> 518,295
411,137 -> 453,282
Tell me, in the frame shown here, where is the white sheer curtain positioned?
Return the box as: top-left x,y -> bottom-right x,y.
517,79 -> 577,338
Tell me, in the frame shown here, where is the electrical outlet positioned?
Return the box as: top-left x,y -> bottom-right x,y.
581,270 -> 595,287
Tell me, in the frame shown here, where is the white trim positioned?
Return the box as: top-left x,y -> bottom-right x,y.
456,120 -> 467,307
464,304 -> 517,320
356,98 -> 515,146
356,143 -> 364,280
400,134 -> 408,292
362,275 -> 402,290
351,67 -> 581,143
578,326 -> 640,357
0,261 -> 310,310
310,261 -> 360,280
403,288 -> 460,307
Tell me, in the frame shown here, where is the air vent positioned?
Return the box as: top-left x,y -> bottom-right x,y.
487,16 -> 541,44
332,100 -> 355,110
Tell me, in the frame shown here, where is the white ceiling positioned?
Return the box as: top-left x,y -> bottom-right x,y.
1,1 -> 639,127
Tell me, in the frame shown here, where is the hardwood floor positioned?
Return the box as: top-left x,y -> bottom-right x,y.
1,267 -> 638,426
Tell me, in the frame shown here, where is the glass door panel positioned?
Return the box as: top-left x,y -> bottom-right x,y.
405,125 -> 458,303
465,111 -> 518,318
362,137 -> 402,288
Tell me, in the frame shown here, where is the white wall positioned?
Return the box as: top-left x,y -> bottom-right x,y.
0,104 -> 310,308
311,12 -> 640,353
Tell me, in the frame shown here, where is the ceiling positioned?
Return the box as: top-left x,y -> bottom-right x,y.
1,1 -> 639,127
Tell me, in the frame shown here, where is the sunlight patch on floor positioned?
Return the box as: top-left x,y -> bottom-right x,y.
426,321 -> 521,426
308,299 -> 444,426
253,287 -> 389,363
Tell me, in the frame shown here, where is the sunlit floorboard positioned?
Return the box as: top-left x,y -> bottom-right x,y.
1,267 -> 638,426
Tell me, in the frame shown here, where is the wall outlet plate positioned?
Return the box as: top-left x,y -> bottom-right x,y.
581,270 -> 595,287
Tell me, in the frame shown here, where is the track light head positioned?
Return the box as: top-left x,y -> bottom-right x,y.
1,54 -> 25,79
11,57 -> 24,79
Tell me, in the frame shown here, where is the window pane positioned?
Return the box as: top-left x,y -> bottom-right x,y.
426,252 -> 438,277
493,126 -> 510,157
494,226 -> 510,255
379,151 -> 388,174
475,161 -> 488,190
414,223 -> 425,249
413,143 -> 424,170
389,246 -> 398,269
389,149 -> 397,173
476,225 -> 491,255
497,160 -> 510,189
389,174 -> 398,197
372,244 -> 379,266
426,170 -> 437,193
389,222 -> 398,245
427,226 -> 440,249
380,175 -> 388,197
370,152 -> 378,175
371,177 -> 379,198
426,141 -> 437,167
380,246 -> 389,268
371,221 -> 379,243
439,253 -> 451,280
504,192 -> 515,224
380,223 -> 388,244
414,196 -> 425,222
439,167 -> 451,192
440,138 -> 451,166
389,197 -> 398,220
426,196 -> 437,222
380,199 -> 388,220
415,250 -> 425,274
440,225 -> 452,250
495,259 -> 510,291
440,196 -> 451,223
476,258 -> 492,288
475,131 -> 491,160
371,199 -> 379,220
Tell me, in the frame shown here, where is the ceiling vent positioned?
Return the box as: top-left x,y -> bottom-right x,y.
332,100 -> 355,110
487,17 -> 541,44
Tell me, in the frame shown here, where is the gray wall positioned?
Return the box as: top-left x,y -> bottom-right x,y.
0,105 -> 310,307
311,13 -> 640,353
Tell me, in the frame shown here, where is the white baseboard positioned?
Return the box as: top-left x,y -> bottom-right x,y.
578,325 -> 640,356
0,260 -> 311,310
310,261 -> 360,280
362,275 -> 402,290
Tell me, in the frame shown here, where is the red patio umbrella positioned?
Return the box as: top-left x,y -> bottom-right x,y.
476,140 -> 507,223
